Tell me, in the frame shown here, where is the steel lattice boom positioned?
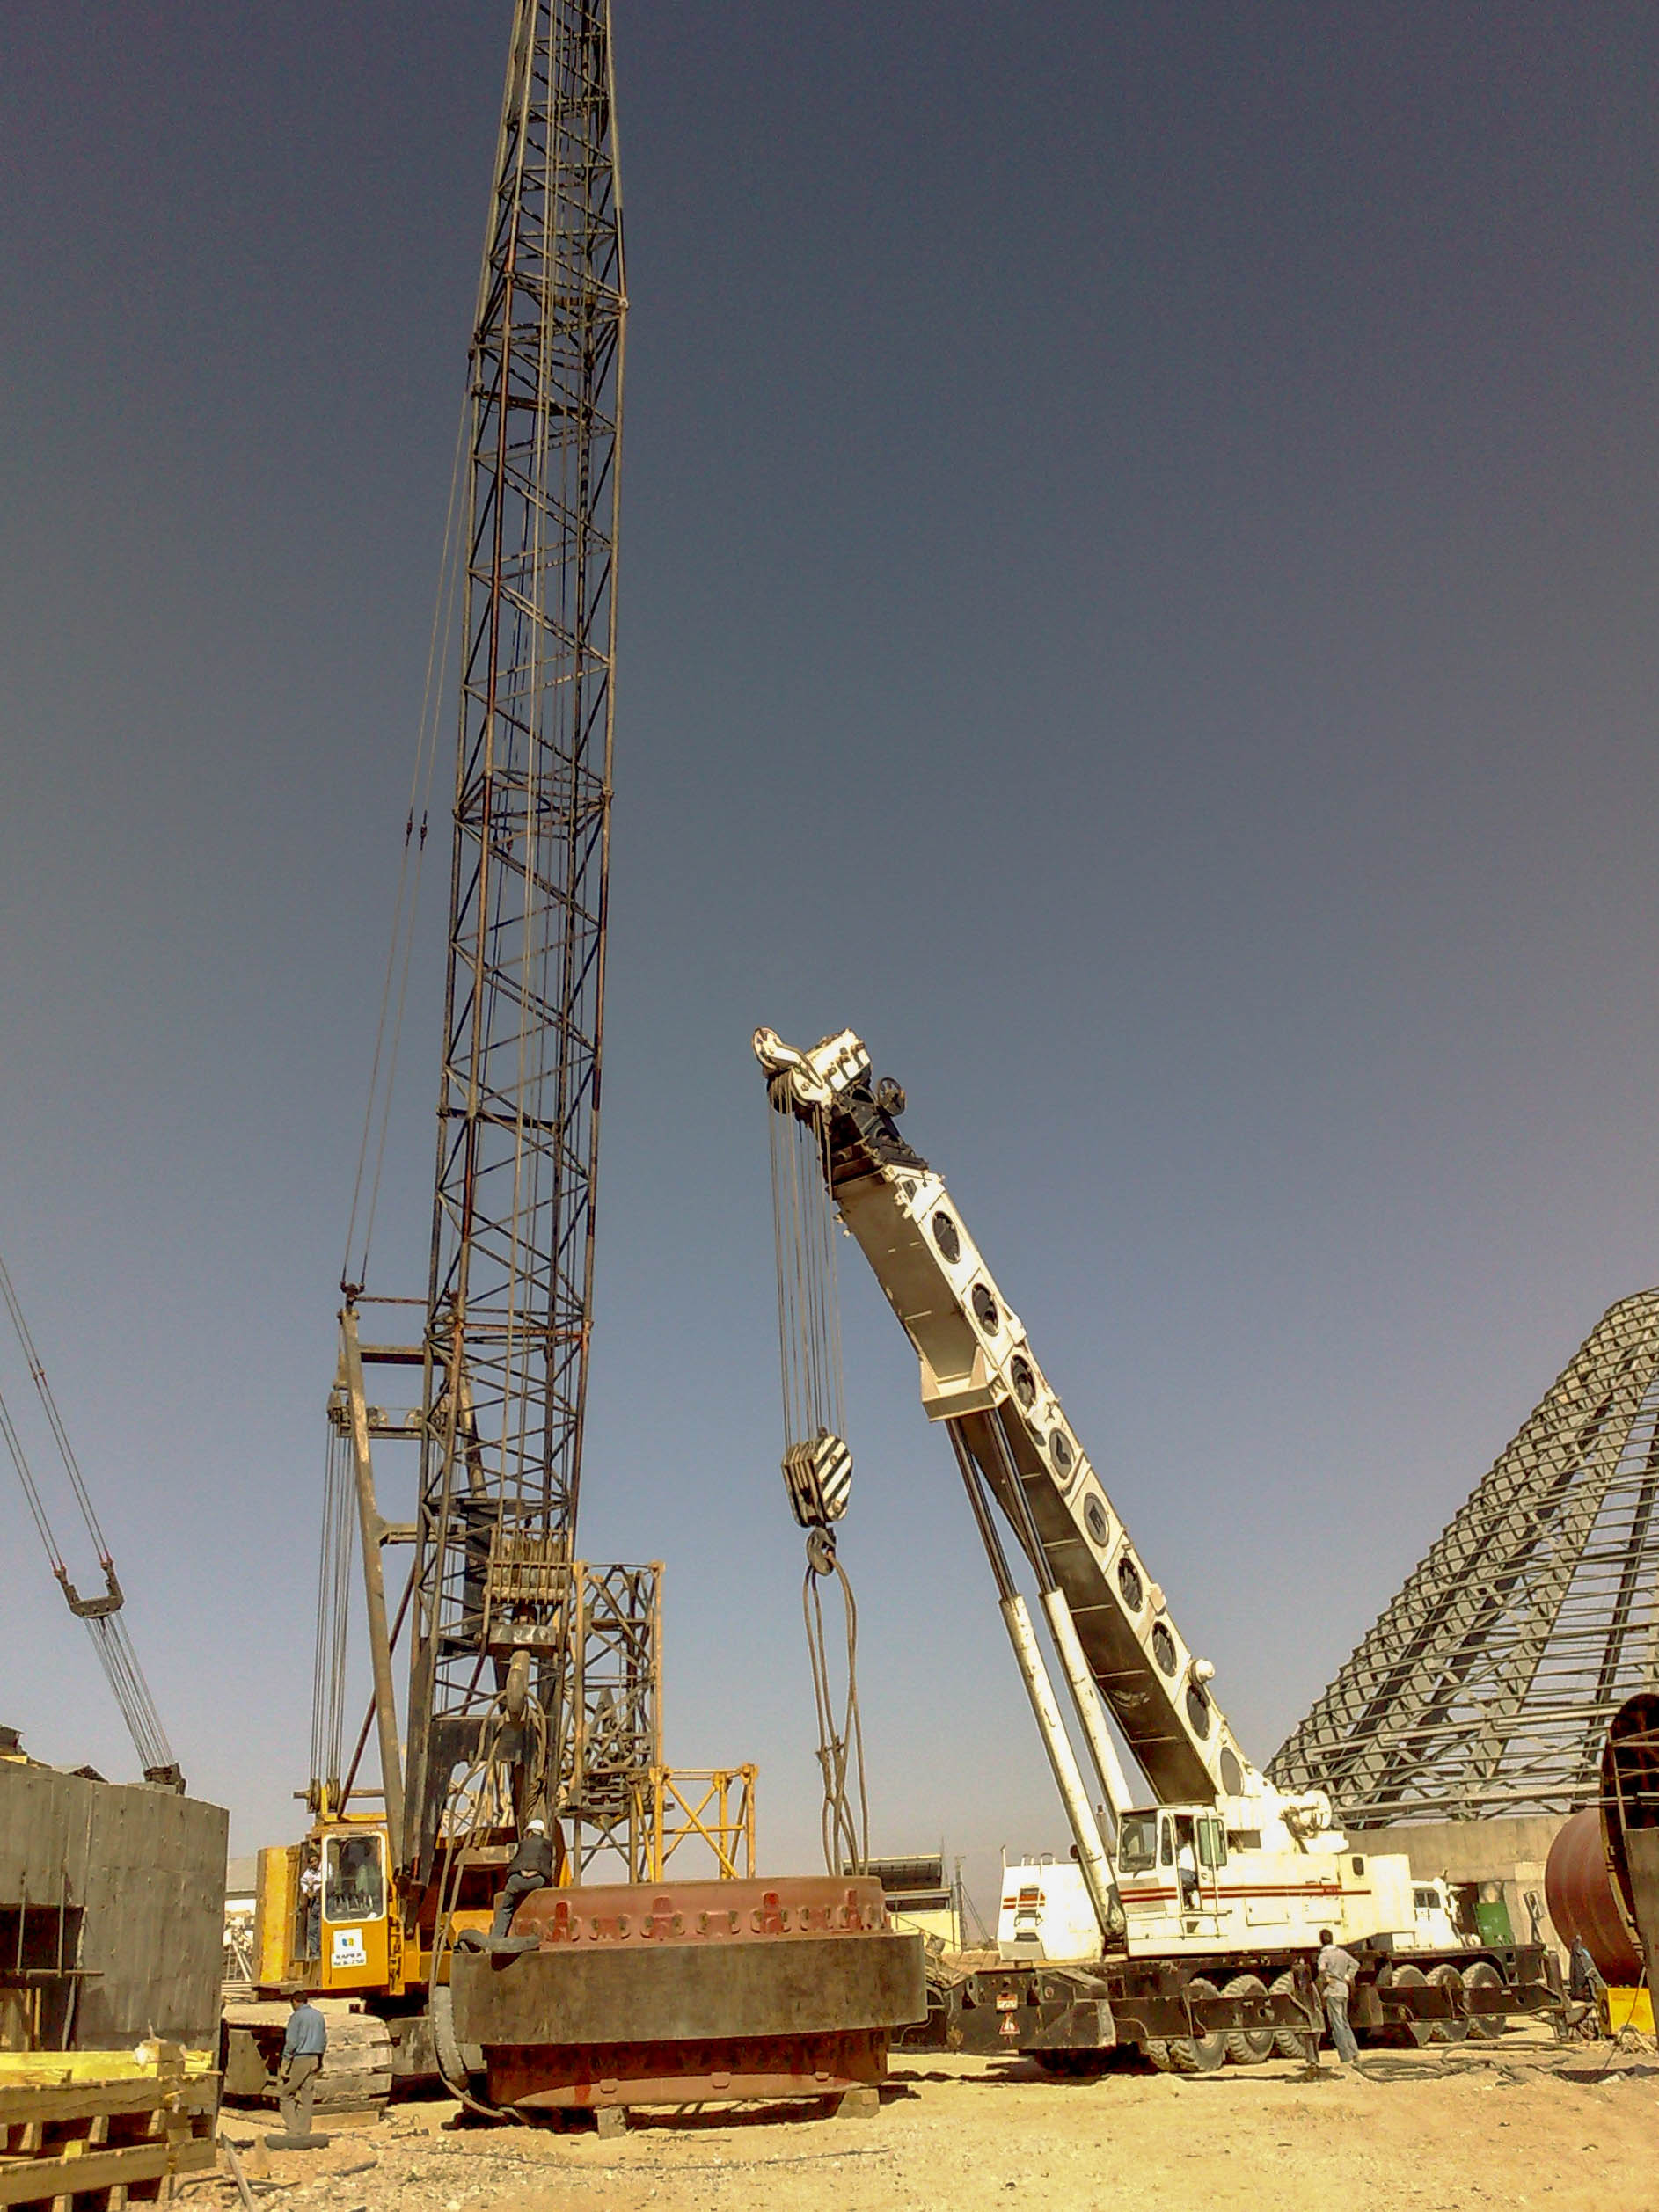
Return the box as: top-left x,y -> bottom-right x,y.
405,0 -> 626,1876
1271,1289 -> 1659,1825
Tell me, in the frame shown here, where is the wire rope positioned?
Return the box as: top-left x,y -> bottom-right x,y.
765,1085 -> 867,1872
0,1252 -> 176,1777
802,1533 -> 869,1877
340,396 -> 468,1293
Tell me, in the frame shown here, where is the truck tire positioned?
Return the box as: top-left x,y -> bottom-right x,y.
1426,1963 -> 1467,2044
1222,1974 -> 1273,2064
1385,1961 -> 1434,2048
1268,1970 -> 1308,2059
1147,1976 -> 1226,2075
1462,1959 -> 1503,2041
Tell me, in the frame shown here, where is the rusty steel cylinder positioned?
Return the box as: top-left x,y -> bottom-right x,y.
1544,1807 -> 1642,1982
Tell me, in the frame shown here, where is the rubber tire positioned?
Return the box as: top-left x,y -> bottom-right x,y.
1268,1971 -> 1308,2060
1463,1959 -> 1503,2042
1222,1974 -> 1274,2065
1148,1976 -> 1227,2075
1426,1963 -> 1467,2044
1386,1962 -> 1434,2048
430,1983 -> 475,2092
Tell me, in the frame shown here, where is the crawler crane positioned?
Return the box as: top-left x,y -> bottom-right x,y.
756,1026 -> 1563,2069
223,0 -> 661,2108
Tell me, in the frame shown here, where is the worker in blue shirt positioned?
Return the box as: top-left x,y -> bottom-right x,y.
269,1990 -> 328,2146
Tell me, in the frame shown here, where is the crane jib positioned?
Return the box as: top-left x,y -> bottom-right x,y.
755,1026 -> 1256,1815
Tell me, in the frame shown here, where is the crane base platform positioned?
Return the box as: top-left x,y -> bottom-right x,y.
448,1874 -> 925,2115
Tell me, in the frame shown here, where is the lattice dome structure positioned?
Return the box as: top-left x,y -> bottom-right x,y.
1271,1289 -> 1659,1825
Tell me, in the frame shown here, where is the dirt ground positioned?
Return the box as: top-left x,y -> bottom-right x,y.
215,2031 -> 1655,2212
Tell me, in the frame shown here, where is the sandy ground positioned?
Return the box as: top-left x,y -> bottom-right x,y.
214,2032 -> 1655,2212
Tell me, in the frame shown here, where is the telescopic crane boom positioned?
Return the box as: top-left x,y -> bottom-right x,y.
754,1029 -> 1566,2072
755,1027 -> 1308,1840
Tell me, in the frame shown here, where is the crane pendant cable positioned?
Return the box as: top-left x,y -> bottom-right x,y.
766,1078 -> 867,1874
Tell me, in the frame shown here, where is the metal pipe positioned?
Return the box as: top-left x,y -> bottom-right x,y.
341,1307 -> 406,1867
1038,1587 -> 1133,1844
999,1592 -> 1119,1946
946,1423 -> 1116,1945
983,1409 -> 1133,1840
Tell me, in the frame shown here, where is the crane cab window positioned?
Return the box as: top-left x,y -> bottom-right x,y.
325,1835 -> 385,1924
1117,1815 -> 1158,1873
1159,1817 -> 1174,1868
1196,1816 -> 1228,1870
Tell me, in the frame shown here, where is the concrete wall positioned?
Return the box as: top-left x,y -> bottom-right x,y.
0,1761 -> 228,2049
1348,1814 -> 1571,1958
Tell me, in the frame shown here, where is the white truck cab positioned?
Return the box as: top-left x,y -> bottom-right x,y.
998,1854 -> 1103,1964
1002,1805 -> 1439,1966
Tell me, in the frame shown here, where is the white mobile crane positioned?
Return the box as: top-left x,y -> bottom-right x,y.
756,1026 -> 1560,2070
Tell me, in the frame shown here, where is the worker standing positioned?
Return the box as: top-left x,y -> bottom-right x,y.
1567,1935 -> 1605,2029
490,1815 -> 554,1941
268,1989 -> 328,2148
297,1846 -> 322,1960
1314,1928 -> 1363,2070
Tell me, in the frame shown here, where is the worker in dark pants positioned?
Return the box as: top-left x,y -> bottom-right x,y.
490,1816 -> 554,1940
267,1990 -> 328,2148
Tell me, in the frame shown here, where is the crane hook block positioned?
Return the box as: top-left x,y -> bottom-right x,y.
782,1429 -> 852,1530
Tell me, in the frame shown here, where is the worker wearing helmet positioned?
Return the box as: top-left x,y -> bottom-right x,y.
490,1815 -> 555,1941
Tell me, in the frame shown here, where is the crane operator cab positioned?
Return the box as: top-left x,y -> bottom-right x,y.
312,1827 -> 391,1989
1116,1808 -> 1228,1938
255,1822 -> 395,1995
996,1813 -> 1229,1964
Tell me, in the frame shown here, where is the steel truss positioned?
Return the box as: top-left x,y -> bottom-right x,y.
563,1561 -> 661,1875
404,0 -> 627,1876
317,1316 -> 667,1875
1271,1289 -> 1659,1824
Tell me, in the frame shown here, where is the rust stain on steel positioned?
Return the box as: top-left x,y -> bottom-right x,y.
450,1875 -> 925,2113
1545,1807 -> 1642,1982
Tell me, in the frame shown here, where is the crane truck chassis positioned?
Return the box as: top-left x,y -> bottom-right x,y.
756,1026 -> 1564,2070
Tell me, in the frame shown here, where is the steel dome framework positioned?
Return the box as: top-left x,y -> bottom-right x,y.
1271,1289 -> 1659,1826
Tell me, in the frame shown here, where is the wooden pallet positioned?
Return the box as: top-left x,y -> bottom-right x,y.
0,2046 -> 217,2208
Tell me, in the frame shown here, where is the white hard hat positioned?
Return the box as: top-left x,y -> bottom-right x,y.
527,1817 -> 546,1834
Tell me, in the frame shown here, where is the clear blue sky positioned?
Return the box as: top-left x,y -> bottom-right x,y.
3,4 -> 1657,1912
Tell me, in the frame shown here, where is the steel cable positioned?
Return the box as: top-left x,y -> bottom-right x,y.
802,1536 -> 869,1877
340,397 -> 467,1293
766,1083 -> 866,1871
0,1255 -> 176,1778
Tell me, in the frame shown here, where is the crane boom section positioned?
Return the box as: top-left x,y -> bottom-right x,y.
756,1028 -> 1253,1810
403,0 -> 627,1879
